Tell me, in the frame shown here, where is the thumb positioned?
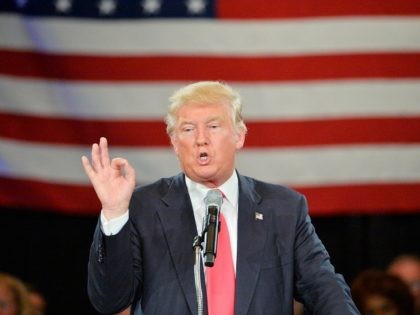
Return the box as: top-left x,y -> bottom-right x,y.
110,157 -> 127,170
111,158 -> 136,183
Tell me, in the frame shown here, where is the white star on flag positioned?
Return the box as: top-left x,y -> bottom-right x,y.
141,0 -> 161,14
55,0 -> 72,13
185,0 -> 206,15
98,0 -> 117,15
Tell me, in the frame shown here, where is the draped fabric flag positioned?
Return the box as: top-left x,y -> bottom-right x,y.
1,0 -> 420,215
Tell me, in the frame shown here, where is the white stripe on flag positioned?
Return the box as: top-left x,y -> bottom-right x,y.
1,76 -> 420,119
1,14 -> 420,55
1,138 -> 420,186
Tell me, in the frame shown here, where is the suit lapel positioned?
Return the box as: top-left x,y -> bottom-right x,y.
235,174 -> 266,315
157,173 -> 203,315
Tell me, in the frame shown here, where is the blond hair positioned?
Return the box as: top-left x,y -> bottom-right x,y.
165,81 -> 247,136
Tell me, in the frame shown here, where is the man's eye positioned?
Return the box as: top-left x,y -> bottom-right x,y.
182,127 -> 194,132
209,124 -> 219,129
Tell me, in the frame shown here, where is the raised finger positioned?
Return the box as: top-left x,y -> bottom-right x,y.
99,137 -> 111,167
81,156 -> 96,179
91,142 -> 103,171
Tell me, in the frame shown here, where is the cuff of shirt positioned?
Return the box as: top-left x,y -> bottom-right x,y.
100,211 -> 129,236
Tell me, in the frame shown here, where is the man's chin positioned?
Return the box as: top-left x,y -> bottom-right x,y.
187,170 -> 221,187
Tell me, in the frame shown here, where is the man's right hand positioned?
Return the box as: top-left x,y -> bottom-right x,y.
81,137 -> 136,220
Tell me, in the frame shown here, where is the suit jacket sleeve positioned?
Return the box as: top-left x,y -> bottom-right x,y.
87,218 -> 141,315
293,195 -> 359,314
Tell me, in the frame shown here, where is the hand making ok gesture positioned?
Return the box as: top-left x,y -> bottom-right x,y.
81,137 -> 136,220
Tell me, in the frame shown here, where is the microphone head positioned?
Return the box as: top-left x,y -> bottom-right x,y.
204,189 -> 223,209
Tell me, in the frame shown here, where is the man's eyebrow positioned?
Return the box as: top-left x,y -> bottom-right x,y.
178,119 -> 194,125
206,116 -> 222,123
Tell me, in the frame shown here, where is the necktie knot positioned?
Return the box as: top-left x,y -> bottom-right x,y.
217,189 -> 226,199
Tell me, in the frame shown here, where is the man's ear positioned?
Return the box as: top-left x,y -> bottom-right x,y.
170,135 -> 179,155
235,130 -> 246,150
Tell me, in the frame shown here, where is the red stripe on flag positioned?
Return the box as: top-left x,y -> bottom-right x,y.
0,177 -> 99,215
218,0 -> 420,18
2,113 -> 420,147
1,113 -> 170,147
1,50 -> 420,81
297,183 -> 420,216
1,177 -> 420,215
246,117 -> 420,147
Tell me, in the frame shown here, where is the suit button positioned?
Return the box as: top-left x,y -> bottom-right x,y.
97,244 -> 104,263
97,255 -> 104,263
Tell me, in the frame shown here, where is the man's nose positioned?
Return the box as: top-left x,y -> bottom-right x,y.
196,126 -> 209,145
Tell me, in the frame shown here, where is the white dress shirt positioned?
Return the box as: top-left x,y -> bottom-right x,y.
100,171 -> 239,272
185,171 -> 238,273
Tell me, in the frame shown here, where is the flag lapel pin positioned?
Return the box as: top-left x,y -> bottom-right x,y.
255,212 -> 263,220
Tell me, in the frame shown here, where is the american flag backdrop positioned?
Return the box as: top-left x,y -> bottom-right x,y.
1,0 -> 420,216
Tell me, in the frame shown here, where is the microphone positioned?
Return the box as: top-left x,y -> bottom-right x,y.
203,189 -> 223,267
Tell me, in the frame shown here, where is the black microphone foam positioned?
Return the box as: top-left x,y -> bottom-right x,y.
203,189 -> 223,267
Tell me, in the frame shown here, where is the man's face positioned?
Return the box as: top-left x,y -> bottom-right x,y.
170,102 -> 245,188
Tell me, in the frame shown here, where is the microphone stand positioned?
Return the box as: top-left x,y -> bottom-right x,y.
193,210 -> 220,315
193,190 -> 222,315
192,235 -> 204,315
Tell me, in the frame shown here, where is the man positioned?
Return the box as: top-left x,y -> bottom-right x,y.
83,81 -> 359,314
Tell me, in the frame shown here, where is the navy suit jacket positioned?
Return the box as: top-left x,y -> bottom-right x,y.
88,172 -> 359,315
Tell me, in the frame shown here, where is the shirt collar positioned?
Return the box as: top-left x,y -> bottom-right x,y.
185,171 -> 239,208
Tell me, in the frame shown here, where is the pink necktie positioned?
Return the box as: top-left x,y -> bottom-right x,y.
206,212 -> 235,315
